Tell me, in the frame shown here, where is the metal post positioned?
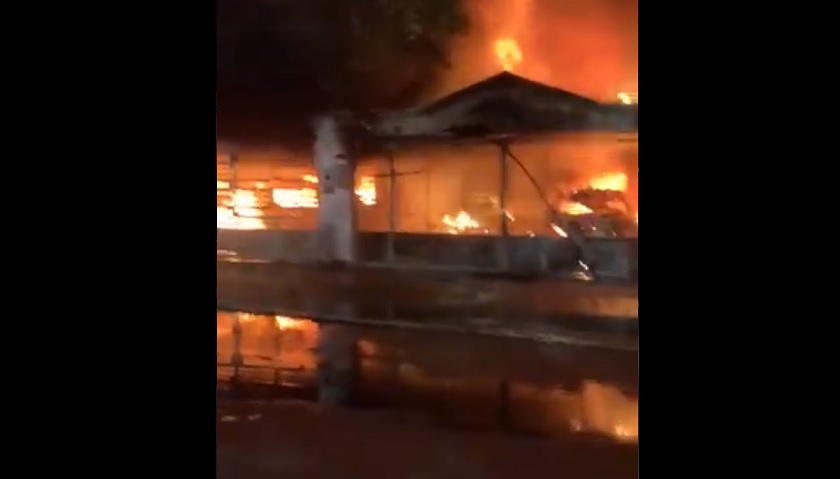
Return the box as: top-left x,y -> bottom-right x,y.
425,160 -> 431,232
272,317 -> 283,387
231,313 -> 243,385
229,152 -> 239,218
387,149 -> 396,263
498,379 -> 511,429
498,142 -> 509,270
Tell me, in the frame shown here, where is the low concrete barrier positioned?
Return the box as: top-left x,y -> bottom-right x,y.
217,230 -> 638,281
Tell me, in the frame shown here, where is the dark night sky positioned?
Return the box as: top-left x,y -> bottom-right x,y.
216,0 -> 323,145
216,0 -> 638,147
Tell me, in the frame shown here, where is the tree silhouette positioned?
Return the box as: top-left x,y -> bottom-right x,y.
217,0 -> 469,142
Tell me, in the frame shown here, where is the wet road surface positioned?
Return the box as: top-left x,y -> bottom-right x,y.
217,400 -> 638,479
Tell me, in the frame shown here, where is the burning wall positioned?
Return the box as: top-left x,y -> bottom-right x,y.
356,133 -> 638,238
217,134 -> 637,240
216,150 -> 379,231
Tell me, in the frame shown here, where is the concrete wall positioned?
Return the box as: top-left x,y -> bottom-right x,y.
216,261 -> 638,339
217,229 -> 638,281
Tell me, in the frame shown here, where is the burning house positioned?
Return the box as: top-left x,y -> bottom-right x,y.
217,71 -> 637,280
216,75 -> 640,401
216,9 -> 638,439
362,72 -> 638,238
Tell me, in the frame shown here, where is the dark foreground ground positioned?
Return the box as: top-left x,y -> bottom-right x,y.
217,400 -> 638,479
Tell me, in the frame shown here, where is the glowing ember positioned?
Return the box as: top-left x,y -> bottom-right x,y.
559,201 -> 594,216
274,315 -> 305,330
494,38 -> 523,72
442,210 -> 481,234
234,313 -> 307,331
355,176 -> 377,206
612,423 -> 636,441
551,171 -> 634,235
551,224 -> 568,237
617,91 -> 638,105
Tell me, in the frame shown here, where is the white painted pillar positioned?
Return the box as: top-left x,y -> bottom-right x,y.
312,115 -> 357,263
312,114 -> 359,406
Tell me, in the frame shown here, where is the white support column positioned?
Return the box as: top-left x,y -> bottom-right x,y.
312,115 -> 357,263
312,114 -> 359,407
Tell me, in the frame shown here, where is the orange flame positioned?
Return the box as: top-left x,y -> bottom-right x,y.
271,174 -> 376,209
588,172 -> 628,192
442,210 -> 481,234
217,174 -> 377,230
494,38 -> 523,72
552,172 -> 634,236
217,189 -> 265,230
617,91 -> 638,105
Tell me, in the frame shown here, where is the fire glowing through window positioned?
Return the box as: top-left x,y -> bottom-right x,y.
216,174 -> 377,230
441,172 -> 637,237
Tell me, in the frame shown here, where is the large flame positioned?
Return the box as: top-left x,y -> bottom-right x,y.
553,172 -> 637,236
555,172 -> 629,218
438,173 -> 635,237
271,174 -> 377,209
217,184 -> 266,230
217,174 -> 377,230
226,313 -> 308,332
442,210 -> 482,234
588,172 -> 629,192
494,38 -> 523,72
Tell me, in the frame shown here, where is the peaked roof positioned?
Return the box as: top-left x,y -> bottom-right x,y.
368,72 -> 637,142
420,71 -> 602,114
